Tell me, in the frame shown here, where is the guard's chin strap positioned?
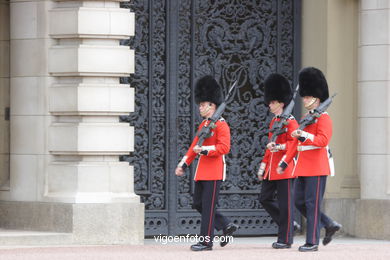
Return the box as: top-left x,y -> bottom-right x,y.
200,103 -> 212,117
304,97 -> 318,110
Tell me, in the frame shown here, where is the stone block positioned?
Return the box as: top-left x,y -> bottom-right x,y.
360,9 -> 390,45
0,200 -> 145,245
49,83 -> 133,115
11,38 -> 53,77
1,154 -> 39,201
323,198 -> 356,236
357,81 -> 389,118
47,161 -> 135,203
0,77 -> 10,112
49,123 -> 134,154
0,3 -> 10,41
10,115 -> 49,154
129,12 -> 135,36
0,153 -> 10,189
72,202 -> 144,244
0,40 -> 10,77
355,199 -> 390,240
10,1 -> 37,39
358,118 -> 387,154
358,154 -> 388,199
11,77 -> 53,116
0,118 -> 9,153
361,0 -> 390,10
10,1 -> 53,39
0,201 -> 73,232
50,7 -> 132,38
49,45 -> 134,76
359,45 -> 390,81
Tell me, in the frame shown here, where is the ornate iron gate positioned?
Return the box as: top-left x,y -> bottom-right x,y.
121,0 -> 301,236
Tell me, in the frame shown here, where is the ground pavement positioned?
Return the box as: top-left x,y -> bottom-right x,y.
0,236 -> 389,260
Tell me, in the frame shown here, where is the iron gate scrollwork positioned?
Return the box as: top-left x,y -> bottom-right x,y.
120,0 -> 301,236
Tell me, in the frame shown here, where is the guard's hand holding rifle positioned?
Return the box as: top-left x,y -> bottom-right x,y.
193,145 -> 202,154
175,167 -> 184,176
266,142 -> 278,152
291,93 -> 337,139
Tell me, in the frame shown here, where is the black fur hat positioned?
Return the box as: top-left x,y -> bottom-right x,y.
264,73 -> 292,105
298,67 -> 329,102
194,75 -> 223,106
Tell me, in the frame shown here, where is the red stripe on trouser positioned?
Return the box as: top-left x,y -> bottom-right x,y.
207,181 -> 217,238
312,177 -> 320,244
286,179 -> 291,243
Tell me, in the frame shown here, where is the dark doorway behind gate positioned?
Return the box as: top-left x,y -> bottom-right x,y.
120,0 -> 301,236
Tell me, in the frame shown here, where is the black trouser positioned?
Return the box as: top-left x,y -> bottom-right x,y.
260,178 -> 295,244
295,176 -> 333,245
192,180 -> 230,246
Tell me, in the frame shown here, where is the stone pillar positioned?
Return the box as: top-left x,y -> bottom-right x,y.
359,0 -> 390,200
0,0 -> 10,190
356,0 -> 390,239
2,0 -> 144,244
47,1 -> 136,204
301,0 -> 360,236
301,0 -> 360,200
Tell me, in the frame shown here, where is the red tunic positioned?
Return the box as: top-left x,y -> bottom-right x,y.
182,118 -> 230,181
292,112 -> 333,177
262,116 -> 299,180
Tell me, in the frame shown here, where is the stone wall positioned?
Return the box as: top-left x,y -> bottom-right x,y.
0,0 -> 10,191
0,0 -> 144,244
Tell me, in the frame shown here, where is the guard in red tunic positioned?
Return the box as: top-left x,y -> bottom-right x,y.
258,73 -> 298,249
175,75 -> 238,251
291,67 -> 342,252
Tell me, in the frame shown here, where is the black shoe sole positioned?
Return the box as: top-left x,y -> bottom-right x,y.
272,244 -> 292,249
298,246 -> 318,252
190,246 -> 213,251
224,224 -> 239,236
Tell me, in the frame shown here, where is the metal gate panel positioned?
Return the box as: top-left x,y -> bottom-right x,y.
121,0 -> 301,236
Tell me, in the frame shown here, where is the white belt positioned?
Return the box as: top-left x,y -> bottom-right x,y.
297,145 -> 322,152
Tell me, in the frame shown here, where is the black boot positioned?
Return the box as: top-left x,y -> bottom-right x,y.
323,221 -> 342,246
272,242 -> 291,249
220,223 -> 239,247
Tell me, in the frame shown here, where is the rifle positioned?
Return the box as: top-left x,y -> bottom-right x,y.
196,80 -> 238,146
297,93 -> 337,130
269,84 -> 299,143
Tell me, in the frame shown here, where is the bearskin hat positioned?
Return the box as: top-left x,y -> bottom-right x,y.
298,67 -> 329,102
194,75 -> 223,106
264,73 -> 292,105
